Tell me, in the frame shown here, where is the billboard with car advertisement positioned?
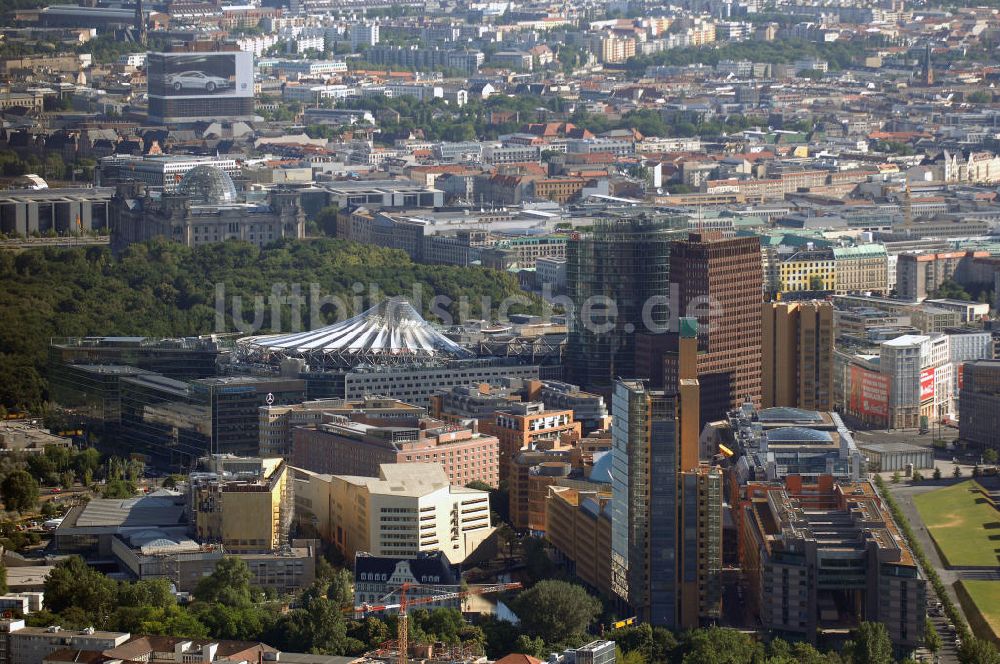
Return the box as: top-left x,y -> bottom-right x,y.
920,367 -> 935,402
148,52 -> 253,99
849,365 -> 890,419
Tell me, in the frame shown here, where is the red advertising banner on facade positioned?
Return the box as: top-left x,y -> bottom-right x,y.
957,363 -> 964,391
920,367 -> 935,402
849,365 -> 890,418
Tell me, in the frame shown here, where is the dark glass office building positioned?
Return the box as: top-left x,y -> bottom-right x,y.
565,216 -> 684,396
49,336 -> 228,380
119,375 -> 306,469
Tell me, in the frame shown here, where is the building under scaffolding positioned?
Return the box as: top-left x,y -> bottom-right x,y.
189,455 -> 294,553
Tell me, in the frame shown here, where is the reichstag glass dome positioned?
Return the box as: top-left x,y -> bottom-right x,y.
177,165 -> 238,205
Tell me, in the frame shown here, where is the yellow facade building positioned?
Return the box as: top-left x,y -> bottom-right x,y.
545,486 -> 612,597
778,249 -> 836,293
192,456 -> 291,553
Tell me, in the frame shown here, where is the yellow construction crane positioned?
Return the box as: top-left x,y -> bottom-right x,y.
350,581 -> 522,664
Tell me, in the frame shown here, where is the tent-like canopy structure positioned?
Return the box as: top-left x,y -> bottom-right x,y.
237,297 -> 472,368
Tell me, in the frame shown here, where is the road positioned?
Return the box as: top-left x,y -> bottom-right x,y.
37,485 -> 91,503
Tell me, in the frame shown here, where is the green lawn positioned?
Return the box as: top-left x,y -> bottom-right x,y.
959,581 -> 1000,641
913,481 -> 1000,568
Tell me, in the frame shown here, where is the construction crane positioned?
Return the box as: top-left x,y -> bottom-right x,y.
350,582 -> 522,664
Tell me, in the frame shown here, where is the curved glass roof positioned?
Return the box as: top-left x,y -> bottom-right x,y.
758,407 -> 823,423
239,297 -> 473,363
765,427 -> 833,444
178,165 -> 238,205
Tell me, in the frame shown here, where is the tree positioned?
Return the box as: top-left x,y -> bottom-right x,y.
912,470 -> 924,482
74,448 -> 100,482
514,634 -> 545,658
162,474 -> 184,489
845,622 -> 893,664
510,580 -> 601,646
522,536 -> 556,585
933,467 -> 942,480
44,556 -> 119,625
891,471 -> 900,484
192,557 -> 256,606
350,615 -> 389,650
264,595 -> 358,655
1,470 -> 38,513
953,464 -> 962,478
325,567 -> 353,606
495,522 -> 516,560
924,617 -> 941,653
118,578 -> 176,609
315,205 -> 340,237
190,602 -> 269,642
958,636 -> 1000,664
681,627 -> 763,663
479,615 -> 520,658
984,448 -> 998,465
0,560 -> 8,595
102,478 -> 136,498
60,471 -> 74,490
616,647 -> 644,664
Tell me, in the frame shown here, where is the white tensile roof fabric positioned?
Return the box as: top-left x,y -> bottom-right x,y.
241,297 -> 471,359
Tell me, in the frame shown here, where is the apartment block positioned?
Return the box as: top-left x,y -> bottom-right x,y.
778,249 -> 836,293
833,245 -> 888,294
480,402 -> 580,481
0,622 -> 129,664
896,250 -> 989,301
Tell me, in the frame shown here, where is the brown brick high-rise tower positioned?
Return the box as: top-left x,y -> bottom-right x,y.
664,233 -> 763,423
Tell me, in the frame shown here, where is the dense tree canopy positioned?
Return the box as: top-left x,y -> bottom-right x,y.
0,470 -> 38,513
845,622 -> 894,664
510,580 -> 601,647
0,238 -> 539,410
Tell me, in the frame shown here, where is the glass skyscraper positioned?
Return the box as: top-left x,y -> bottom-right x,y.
565,215 -> 684,396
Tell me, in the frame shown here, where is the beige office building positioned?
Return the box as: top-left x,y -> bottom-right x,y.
293,464 -> 493,564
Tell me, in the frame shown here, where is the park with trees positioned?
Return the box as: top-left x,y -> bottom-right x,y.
0,237 -> 540,412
